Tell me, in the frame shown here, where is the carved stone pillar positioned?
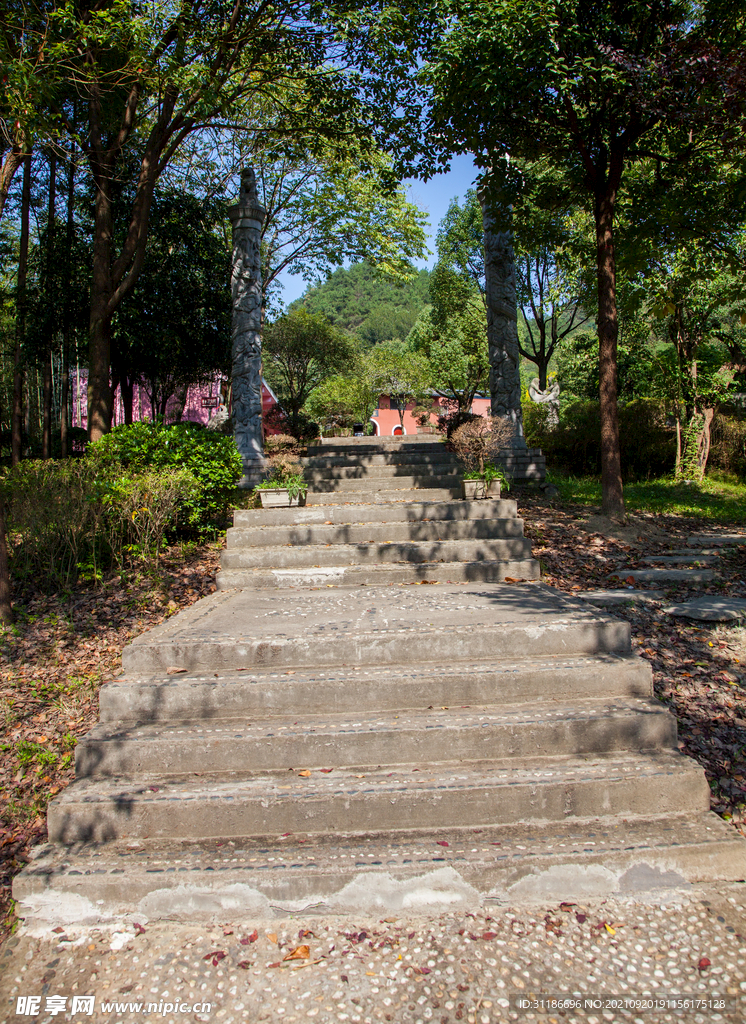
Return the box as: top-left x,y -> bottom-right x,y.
478,177 -> 527,449
228,167 -> 268,488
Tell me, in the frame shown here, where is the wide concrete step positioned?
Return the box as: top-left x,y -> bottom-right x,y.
76,699 -> 676,778
226,517 -> 526,548
122,584 -> 629,675
307,487 -> 459,504
16,813 -> 746,924
220,537 -> 534,570
309,474 -> 458,492
304,465 -> 460,482
233,498 -> 518,527
47,750 -> 710,843
217,559 -> 533,588
301,452 -> 459,469
307,437 -> 445,453
99,655 -> 652,723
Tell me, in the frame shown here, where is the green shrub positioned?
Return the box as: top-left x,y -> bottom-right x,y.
530,399 -> 676,480
87,421 -> 242,531
709,415 -> 746,479
3,460 -> 201,589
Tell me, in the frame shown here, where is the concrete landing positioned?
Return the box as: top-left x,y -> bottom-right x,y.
121,584 -> 631,675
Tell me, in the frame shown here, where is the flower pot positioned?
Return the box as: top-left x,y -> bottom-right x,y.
257,488 -> 307,508
461,479 -> 501,500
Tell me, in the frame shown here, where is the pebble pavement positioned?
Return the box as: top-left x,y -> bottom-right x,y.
2,883 -> 746,1024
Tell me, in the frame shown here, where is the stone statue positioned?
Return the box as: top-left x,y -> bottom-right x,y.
478,168 -> 526,449
228,167 -> 267,487
528,378 -> 561,427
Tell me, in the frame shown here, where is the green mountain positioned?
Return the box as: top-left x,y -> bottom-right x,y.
292,263 -> 431,347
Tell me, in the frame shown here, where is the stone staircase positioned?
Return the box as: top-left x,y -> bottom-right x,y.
15,437 -> 746,925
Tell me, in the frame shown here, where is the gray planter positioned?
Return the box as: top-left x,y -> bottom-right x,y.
257,488 -> 307,508
461,478 -> 501,500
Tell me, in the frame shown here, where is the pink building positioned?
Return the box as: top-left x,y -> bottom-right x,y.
70,374 -> 280,431
369,394 -> 491,436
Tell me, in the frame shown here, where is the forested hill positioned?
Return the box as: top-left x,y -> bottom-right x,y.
292,263 -> 431,347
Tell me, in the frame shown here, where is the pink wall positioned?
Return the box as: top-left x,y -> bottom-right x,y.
369,395 -> 490,436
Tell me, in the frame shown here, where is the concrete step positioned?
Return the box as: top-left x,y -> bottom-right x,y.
307,487 -> 460,504
98,655 -> 652,723
309,474 -> 458,492
233,498 -> 518,528
217,559 -> 536,588
225,517 -> 526,549
47,750 -> 710,844
307,437 -> 445,453
76,699 -> 676,778
641,554 -> 719,565
16,812 -> 746,923
301,452 -> 459,469
304,464 -> 460,482
220,537 -> 534,570
121,584 -> 630,675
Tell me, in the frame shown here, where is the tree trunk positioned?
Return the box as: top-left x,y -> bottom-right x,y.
42,152 -> 57,459
88,171 -> 114,440
12,155 -> 31,466
0,497 -> 13,625
0,147 -> 24,222
120,374 -> 134,425
594,188 -> 625,519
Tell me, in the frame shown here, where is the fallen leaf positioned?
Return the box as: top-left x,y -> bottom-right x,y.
559,902 -> 576,912
166,666 -> 187,675
298,769 -> 311,777
203,951 -> 225,963
283,945 -> 310,961
576,913 -> 587,924
698,956 -> 711,970
482,932 -> 497,940
240,930 -> 259,945
320,768 -> 333,773
604,923 -> 616,936
237,960 -> 252,969
133,923 -> 146,935
366,971 -> 378,977
437,840 -> 449,847
267,933 -> 278,944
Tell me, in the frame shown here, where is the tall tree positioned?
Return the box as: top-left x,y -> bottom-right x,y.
421,0 -> 739,516
50,0 -> 424,440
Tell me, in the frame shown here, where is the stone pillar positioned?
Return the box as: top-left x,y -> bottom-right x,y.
228,166 -> 267,488
478,176 -> 527,449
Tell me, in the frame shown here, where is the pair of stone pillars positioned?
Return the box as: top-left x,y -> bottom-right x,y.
229,166 -> 540,486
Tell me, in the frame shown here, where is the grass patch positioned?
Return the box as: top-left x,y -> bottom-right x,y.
552,473 -> 746,520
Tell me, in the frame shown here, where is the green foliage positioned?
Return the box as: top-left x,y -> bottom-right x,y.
710,415 -> 746,479
264,309 -> 356,437
2,459 -> 200,589
295,263 -> 431,347
367,341 -> 431,426
553,474 -> 746,522
87,422 -> 242,530
112,188 -> 231,415
532,400 -> 676,481
409,264 -> 489,409
555,331 -> 656,402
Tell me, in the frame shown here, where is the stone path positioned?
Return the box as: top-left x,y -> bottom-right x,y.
2,884 -> 745,1023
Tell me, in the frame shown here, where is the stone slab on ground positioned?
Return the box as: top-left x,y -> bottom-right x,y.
609,568 -> 717,583
641,554 -> 719,565
574,589 -> 666,606
121,584 -> 631,675
687,533 -> 746,547
665,597 -> 746,622
4,878 -> 746,1024
13,814 -> 746,923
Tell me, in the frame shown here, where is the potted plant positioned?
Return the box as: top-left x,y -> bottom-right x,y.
255,445 -> 309,507
450,416 -> 513,499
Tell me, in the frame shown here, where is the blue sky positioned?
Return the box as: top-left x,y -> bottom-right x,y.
276,152 -> 480,308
